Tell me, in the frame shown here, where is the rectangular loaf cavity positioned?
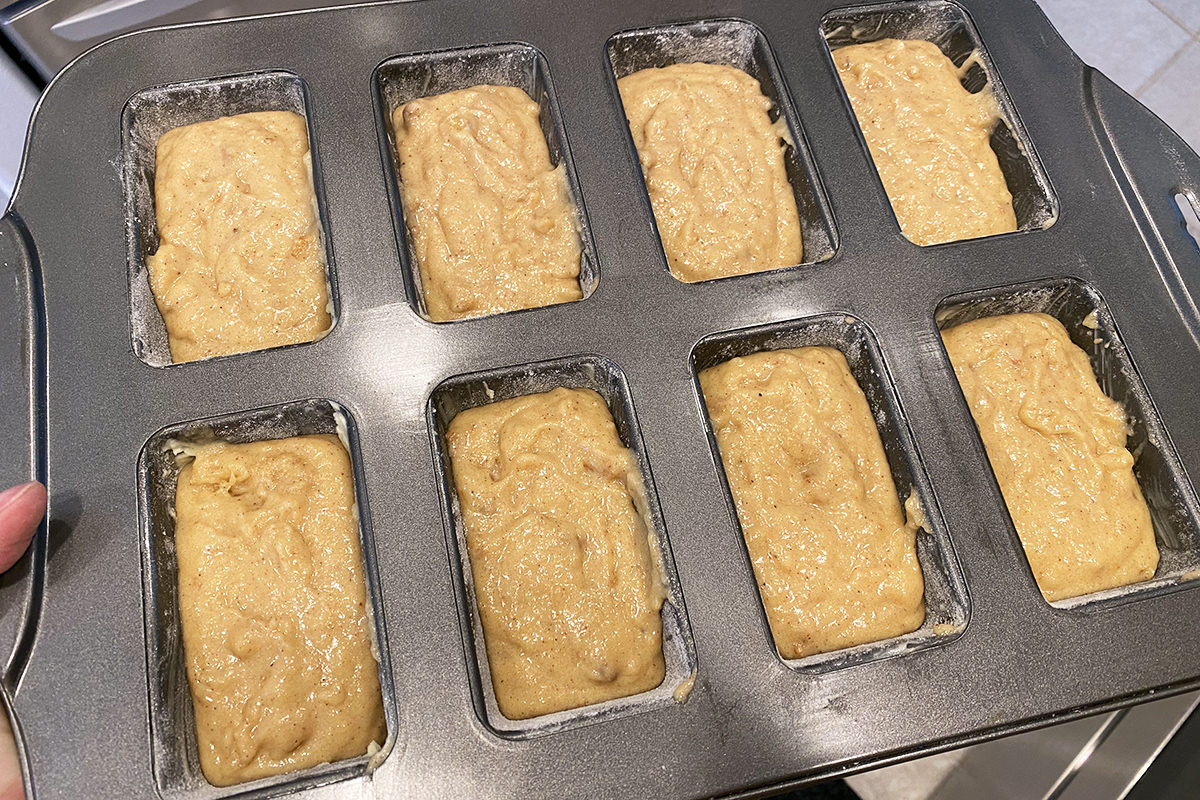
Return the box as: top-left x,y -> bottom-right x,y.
428,356 -> 697,736
122,71 -> 337,367
938,279 -> 1200,607
692,316 -> 969,670
821,1 -> 1057,244
139,400 -> 394,797
374,44 -> 597,321
607,19 -> 837,277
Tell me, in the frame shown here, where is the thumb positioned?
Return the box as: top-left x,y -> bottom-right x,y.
0,483 -> 45,573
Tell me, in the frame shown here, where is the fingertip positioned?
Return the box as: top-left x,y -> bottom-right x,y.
12,482 -> 44,508
0,482 -> 45,573
25,481 -> 45,509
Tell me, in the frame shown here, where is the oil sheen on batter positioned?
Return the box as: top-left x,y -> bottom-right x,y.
833,39 -> 1017,245
617,62 -> 803,282
699,347 -> 926,658
148,111 -> 331,362
447,387 -> 666,719
174,435 -> 384,786
394,85 -> 583,321
943,313 -> 1159,601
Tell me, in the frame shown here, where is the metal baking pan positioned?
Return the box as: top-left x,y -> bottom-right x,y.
2,0 -> 1200,797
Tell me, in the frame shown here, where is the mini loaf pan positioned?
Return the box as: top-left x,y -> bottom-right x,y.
936,277 -> 1200,610
122,70 -> 339,368
427,354 -> 698,737
691,314 -> 970,671
606,18 -> 839,277
5,0 -> 1200,798
821,0 -> 1059,243
373,42 -> 600,322
138,399 -> 398,800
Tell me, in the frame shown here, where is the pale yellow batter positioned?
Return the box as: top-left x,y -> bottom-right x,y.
174,435 -> 384,786
699,347 -> 926,658
943,313 -> 1160,601
148,111 -> 331,362
617,62 -> 803,282
447,387 -> 666,719
833,39 -> 1018,245
394,85 -> 583,321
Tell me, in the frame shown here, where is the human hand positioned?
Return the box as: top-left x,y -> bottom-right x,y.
0,481 -> 47,800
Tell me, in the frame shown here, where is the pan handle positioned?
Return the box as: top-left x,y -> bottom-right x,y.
0,211 -> 47,686
0,210 -> 44,799
1086,69 -> 1200,328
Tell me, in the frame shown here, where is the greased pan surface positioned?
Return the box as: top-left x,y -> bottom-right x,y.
4,0 -> 1200,797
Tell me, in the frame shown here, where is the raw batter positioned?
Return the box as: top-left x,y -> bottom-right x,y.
699,347 -> 926,658
617,62 -> 803,282
832,39 -> 1018,245
943,313 -> 1159,601
447,387 -> 665,719
148,111 -> 331,362
394,85 -> 583,321
174,435 -> 385,786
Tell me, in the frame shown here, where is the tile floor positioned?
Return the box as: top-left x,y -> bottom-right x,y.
1037,0 -> 1200,152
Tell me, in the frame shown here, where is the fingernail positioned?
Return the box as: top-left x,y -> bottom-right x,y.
0,483 -> 36,514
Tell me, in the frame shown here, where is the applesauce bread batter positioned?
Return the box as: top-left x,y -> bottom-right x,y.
699,347 -> 925,658
394,85 -> 583,321
943,313 -> 1159,601
617,62 -> 803,282
174,435 -> 384,786
148,111 -> 331,362
447,387 -> 666,719
832,39 -> 1017,245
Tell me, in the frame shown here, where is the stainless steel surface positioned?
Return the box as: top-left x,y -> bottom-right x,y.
0,0 -> 386,77
849,692 -> 1200,800
4,0 -> 1200,798
49,0 -> 206,41
1057,691 -> 1200,800
0,55 -> 37,206
848,710 -> 1119,800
